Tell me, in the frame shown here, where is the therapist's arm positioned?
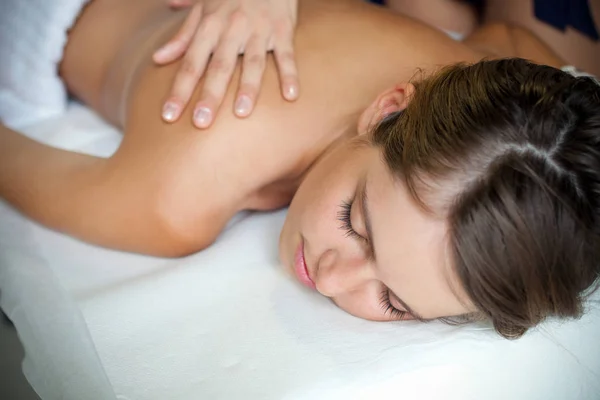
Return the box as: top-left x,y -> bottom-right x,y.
0,124 -> 217,256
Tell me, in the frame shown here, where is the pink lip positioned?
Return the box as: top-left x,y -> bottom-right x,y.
294,239 -> 316,289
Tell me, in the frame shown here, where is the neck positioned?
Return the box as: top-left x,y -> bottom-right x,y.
301,118 -> 360,183
242,116 -> 360,211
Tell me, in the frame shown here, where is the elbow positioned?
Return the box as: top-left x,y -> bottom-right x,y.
107,160 -> 235,257
83,155 -> 229,257
147,226 -> 218,258
142,211 -> 220,258
145,193 -> 228,258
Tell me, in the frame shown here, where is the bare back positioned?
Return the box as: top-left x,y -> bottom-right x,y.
17,0 -> 558,255
61,0 -> 481,200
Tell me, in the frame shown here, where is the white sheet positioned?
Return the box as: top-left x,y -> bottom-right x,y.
1,103 -> 599,400
0,0 -> 91,127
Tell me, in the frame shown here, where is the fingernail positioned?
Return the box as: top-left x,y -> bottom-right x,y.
234,95 -> 252,117
162,101 -> 180,122
284,84 -> 298,100
154,43 -> 176,59
193,107 -> 212,128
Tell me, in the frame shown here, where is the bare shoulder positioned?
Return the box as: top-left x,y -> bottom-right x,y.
463,23 -> 565,67
119,78 -> 250,244
116,52 -> 308,251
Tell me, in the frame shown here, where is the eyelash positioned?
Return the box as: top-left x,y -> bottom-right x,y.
379,289 -> 408,320
337,200 -> 367,242
337,201 -> 406,320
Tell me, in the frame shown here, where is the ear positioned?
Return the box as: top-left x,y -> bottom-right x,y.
357,83 -> 415,135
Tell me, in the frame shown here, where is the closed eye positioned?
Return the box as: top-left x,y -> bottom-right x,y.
379,288 -> 410,320
337,199 -> 367,243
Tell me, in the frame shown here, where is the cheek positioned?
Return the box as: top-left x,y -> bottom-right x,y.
332,288 -> 391,322
296,181 -> 342,236
292,165 -> 350,223
287,141 -> 368,238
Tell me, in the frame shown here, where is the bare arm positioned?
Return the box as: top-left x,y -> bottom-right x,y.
0,124 -> 107,233
0,123 -> 227,257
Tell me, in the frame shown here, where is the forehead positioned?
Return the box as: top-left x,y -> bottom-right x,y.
366,147 -> 471,318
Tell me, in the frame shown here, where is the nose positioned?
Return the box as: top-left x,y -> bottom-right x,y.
314,249 -> 373,297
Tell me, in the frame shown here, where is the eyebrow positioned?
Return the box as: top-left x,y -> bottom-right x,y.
360,177 -> 426,322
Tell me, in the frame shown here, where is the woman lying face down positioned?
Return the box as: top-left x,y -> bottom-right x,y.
1,0 -> 598,338
280,59 -> 600,338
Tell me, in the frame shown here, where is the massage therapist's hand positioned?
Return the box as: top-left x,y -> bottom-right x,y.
154,0 -> 300,129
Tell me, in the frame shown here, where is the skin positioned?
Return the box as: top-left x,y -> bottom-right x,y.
279,84 -> 477,322
386,0 -> 479,37
0,0 -> 565,323
389,0 -> 600,76
278,22 -> 565,321
1,0 -> 487,256
482,0 -> 600,76
154,0 -> 300,128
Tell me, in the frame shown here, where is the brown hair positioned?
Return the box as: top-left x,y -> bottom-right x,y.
372,58 -> 600,338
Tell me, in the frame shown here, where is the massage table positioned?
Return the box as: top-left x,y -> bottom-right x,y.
1,102 -> 599,400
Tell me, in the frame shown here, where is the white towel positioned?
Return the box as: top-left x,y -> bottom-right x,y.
0,0 -> 90,129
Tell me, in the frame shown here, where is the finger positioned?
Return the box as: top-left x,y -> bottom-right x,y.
161,17 -> 221,123
272,22 -> 299,102
193,23 -> 247,128
153,3 -> 203,64
234,34 -> 268,118
167,0 -> 193,9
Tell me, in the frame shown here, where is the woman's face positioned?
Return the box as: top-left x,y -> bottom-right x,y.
279,137 -> 474,322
